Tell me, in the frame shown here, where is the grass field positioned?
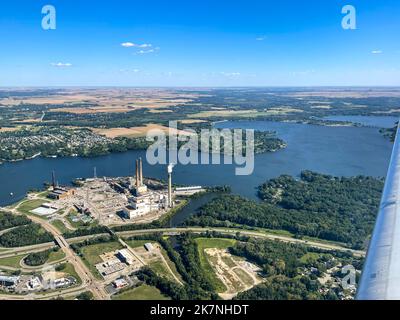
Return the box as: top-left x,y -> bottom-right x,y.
149,260 -> 175,281
125,240 -> 149,249
124,239 -> 183,284
36,191 -> 50,199
160,248 -> 183,284
195,238 -> 237,292
112,285 -> 170,300
17,199 -> 47,215
47,249 -> 66,263
0,254 -> 26,268
51,220 -> 69,234
80,241 -> 123,279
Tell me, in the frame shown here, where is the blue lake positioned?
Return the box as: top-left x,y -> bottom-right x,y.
0,120 -> 394,206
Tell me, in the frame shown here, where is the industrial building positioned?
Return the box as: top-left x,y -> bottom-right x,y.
0,275 -> 19,287
122,158 -> 171,220
113,278 -> 128,289
117,249 -> 135,266
175,186 -> 204,196
48,187 -> 76,200
27,277 -> 42,290
144,243 -> 154,252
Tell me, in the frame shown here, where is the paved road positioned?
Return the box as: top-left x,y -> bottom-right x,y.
2,196 -> 110,300
115,227 -> 366,257
28,215 -> 110,300
0,242 -> 55,258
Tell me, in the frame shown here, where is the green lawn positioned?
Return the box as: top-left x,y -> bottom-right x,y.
149,260 -> 176,282
51,220 -> 69,234
48,249 -> 66,263
195,238 -> 237,250
80,241 -> 123,279
125,239 -> 149,249
195,238 -> 237,293
0,254 -> 26,268
36,191 -> 50,199
160,248 -> 183,284
17,199 -> 47,215
112,285 -> 170,300
125,240 -> 183,284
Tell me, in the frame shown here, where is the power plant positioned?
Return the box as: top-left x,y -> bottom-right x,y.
38,157 -> 203,226
123,158 -> 170,220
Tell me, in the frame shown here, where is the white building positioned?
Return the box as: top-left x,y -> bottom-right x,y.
117,249 -> 135,265
113,278 -> 128,289
144,243 -> 154,252
27,277 -> 42,290
123,192 -> 166,219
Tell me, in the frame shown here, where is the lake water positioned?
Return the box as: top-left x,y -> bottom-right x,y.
0,120 -> 394,207
169,193 -> 221,227
323,115 -> 398,128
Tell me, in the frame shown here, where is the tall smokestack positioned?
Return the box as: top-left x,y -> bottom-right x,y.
139,158 -> 143,185
52,171 -> 56,190
135,160 -> 139,188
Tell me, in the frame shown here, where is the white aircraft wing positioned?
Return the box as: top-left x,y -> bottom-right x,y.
357,122 -> 400,299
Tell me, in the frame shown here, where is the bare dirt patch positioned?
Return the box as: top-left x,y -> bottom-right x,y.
204,248 -> 264,300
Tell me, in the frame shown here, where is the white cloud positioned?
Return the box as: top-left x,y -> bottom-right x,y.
136,47 -> 160,55
121,42 -> 135,47
372,50 -> 383,54
138,49 -> 155,54
256,36 -> 266,41
51,62 -> 72,67
121,42 -> 153,48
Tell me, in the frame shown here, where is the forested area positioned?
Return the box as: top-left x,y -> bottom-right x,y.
23,248 -> 60,266
0,212 -> 31,231
235,276 -> 324,300
231,238 -> 362,300
184,171 -> 384,249
0,224 -> 54,247
125,232 -> 362,300
126,233 -> 219,300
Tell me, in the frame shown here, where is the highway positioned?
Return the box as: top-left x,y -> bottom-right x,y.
0,202 -> 365,300
115,227 -> 366,257
28,215 -> 110,300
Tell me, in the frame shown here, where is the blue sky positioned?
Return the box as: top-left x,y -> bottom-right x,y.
0,0 -> 399,86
